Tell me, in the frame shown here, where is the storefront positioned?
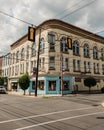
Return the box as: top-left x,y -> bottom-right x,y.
29,75 -> 73,95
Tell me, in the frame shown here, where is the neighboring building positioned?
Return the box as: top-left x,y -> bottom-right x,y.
0,56 -> 3,76
2,19 -> 104,94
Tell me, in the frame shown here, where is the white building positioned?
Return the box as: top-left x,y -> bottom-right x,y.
2,19 -> 104,94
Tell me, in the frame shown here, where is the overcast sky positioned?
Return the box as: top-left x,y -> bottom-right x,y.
0,0 -> 104,56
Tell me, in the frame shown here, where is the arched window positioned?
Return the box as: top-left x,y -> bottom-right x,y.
31,43 -> 35,56
83,44 -> 89,57
101,48 -> 104,57
13,53 -> 15,64
73,40 -> 79,55
93,46 -> 98,59
27,45 -> 29,59
60,37 -> 68,52
21,48 -> 25,60
40,38 -> 45,52
16,51 -> 19,62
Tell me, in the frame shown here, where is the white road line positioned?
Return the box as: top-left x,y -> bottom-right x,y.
0,106 -> 98,124
14,111 -> 104,130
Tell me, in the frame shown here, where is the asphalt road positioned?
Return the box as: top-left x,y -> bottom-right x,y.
0,93 -> 104,130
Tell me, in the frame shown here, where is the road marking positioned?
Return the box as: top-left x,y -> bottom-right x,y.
0,106 -> 98,124
14,111 -> 104,130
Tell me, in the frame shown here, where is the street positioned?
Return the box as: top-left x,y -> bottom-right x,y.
0,93 -> 104,130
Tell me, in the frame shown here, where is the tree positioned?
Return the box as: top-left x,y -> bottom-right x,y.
0,77 -> 4,85
84,76 -> 97,93
18,72 -> 30,95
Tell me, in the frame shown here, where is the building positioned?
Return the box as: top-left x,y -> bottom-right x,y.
0,56 -> 3,76
2,19 -> 104,94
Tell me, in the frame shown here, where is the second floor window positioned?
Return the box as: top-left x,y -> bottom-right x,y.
49,56 -> 55,69
84,61 -> 90,72
65,58 -> 69,70
73,59 -> 80,72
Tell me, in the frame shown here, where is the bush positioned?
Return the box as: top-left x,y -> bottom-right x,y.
101,87 -> 104,93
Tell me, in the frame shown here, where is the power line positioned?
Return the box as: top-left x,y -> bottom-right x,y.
60,0 -> 97,19
0,10 -> 36,27
53,0 -> 85,18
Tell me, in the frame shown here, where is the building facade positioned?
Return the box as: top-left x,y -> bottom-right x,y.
2,19 -> 104,94
0,56 -> 3,76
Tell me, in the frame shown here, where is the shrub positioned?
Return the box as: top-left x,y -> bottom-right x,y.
101,87 -> 104,93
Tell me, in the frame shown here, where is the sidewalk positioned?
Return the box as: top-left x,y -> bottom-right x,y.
8,91 -> 63,98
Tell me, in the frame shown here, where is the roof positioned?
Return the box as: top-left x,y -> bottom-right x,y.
11,19 -> 104,48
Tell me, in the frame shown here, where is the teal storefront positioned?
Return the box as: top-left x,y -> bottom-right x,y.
28,75 -> 73,95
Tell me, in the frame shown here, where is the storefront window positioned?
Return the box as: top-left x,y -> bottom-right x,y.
63,81 -> 69,90
38,80 -> 44,90
48,81 -> 56,91
32,81 -> 35,89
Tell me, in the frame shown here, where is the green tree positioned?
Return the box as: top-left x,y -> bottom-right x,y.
0,77 -> 4,85
84,76 -> 97,93
18,72 -> 30,95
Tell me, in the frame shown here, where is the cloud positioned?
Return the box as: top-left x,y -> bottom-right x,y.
0,0 -> 104,56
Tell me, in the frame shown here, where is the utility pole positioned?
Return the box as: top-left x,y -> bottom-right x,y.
60,53 -> 63,96
35,28 -> 41,96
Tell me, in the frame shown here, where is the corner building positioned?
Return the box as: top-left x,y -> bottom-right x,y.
2,19 -> 104,94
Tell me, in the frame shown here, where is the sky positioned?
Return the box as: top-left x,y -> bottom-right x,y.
0,0 -> 104,56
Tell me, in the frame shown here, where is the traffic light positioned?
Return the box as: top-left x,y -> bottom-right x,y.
28,26 -> 35,42
67,38 -> 72,49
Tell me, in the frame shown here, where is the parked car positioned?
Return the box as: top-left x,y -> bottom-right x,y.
0,86 -> 7,94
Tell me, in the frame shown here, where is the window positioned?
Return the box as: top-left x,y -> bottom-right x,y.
48,33 -> 55,51
49,56 -> 55,69
48,81 -> 56,91
31,43 -> 35,56
31,61 -> 34,72
65,58 -> 69,70
21,48 -> 25,60
60,37 -> 68,52
73,59 -> 76,71
32,81 -> 35,89
16,51 -> 19,63
27,45 -> 29,59
13,53 -> 15,64
102,64 -> 104,74
84,44 -> 89,57
93,63 -> 99,74
42,57 -> 45,68
38,81 -> 44,90
39,59 -> 41,68
63,81 -> 70,90
101,48 -> 104,57
73,59 -> 80,72
40,38 -> 45,52
26,62 -> 29,71
77,60 -> 80,71
93,46 -> 98,59
73,40 -> 79,55
84,61 -> 90,72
